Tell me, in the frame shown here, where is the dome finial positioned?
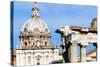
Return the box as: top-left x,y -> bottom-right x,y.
32,2 -> 40,17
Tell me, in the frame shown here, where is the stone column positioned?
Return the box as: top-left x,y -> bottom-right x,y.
61,35 -> 66,52
80,45 -> 87,62
70,41 -> 78,63
93,43 -> 97,61
62,41 -> 70,63
61,35 -> 66,63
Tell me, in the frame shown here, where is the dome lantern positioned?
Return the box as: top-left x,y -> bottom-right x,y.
32,2 -> 40,17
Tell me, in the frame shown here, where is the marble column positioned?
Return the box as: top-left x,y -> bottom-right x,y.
80,45 -> 87,62
93,43 -> 97,61
62,41 -> 70,63
70,41 -> 78,63
61,35 -> 66,52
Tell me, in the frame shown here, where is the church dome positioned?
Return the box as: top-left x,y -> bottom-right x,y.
21,3 -> 49,32
91,18 -> 97,29
22,17 -> 48,32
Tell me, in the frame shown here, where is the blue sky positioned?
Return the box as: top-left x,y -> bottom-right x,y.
12,1 -> 97,52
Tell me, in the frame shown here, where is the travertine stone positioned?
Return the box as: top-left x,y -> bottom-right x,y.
80,45 -> 87,62
70,41 -> 78,63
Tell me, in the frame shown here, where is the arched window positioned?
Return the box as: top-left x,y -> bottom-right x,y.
46,55 -> 49,62
36,55 -> 41,65
37,58 -> 40,65
24,42 -> 27,46
37,62 -> 40,65
33,43 -> 35,45
24,56 -> 26,64
43,36 -> 45,40
45,42 -> 47,46
28,56 -> 31,64
40,36 -> 42,38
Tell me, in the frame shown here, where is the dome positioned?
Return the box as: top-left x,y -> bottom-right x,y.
21,3 -> 49,32
91,18 -> 97,29
22,17 -> 49,32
